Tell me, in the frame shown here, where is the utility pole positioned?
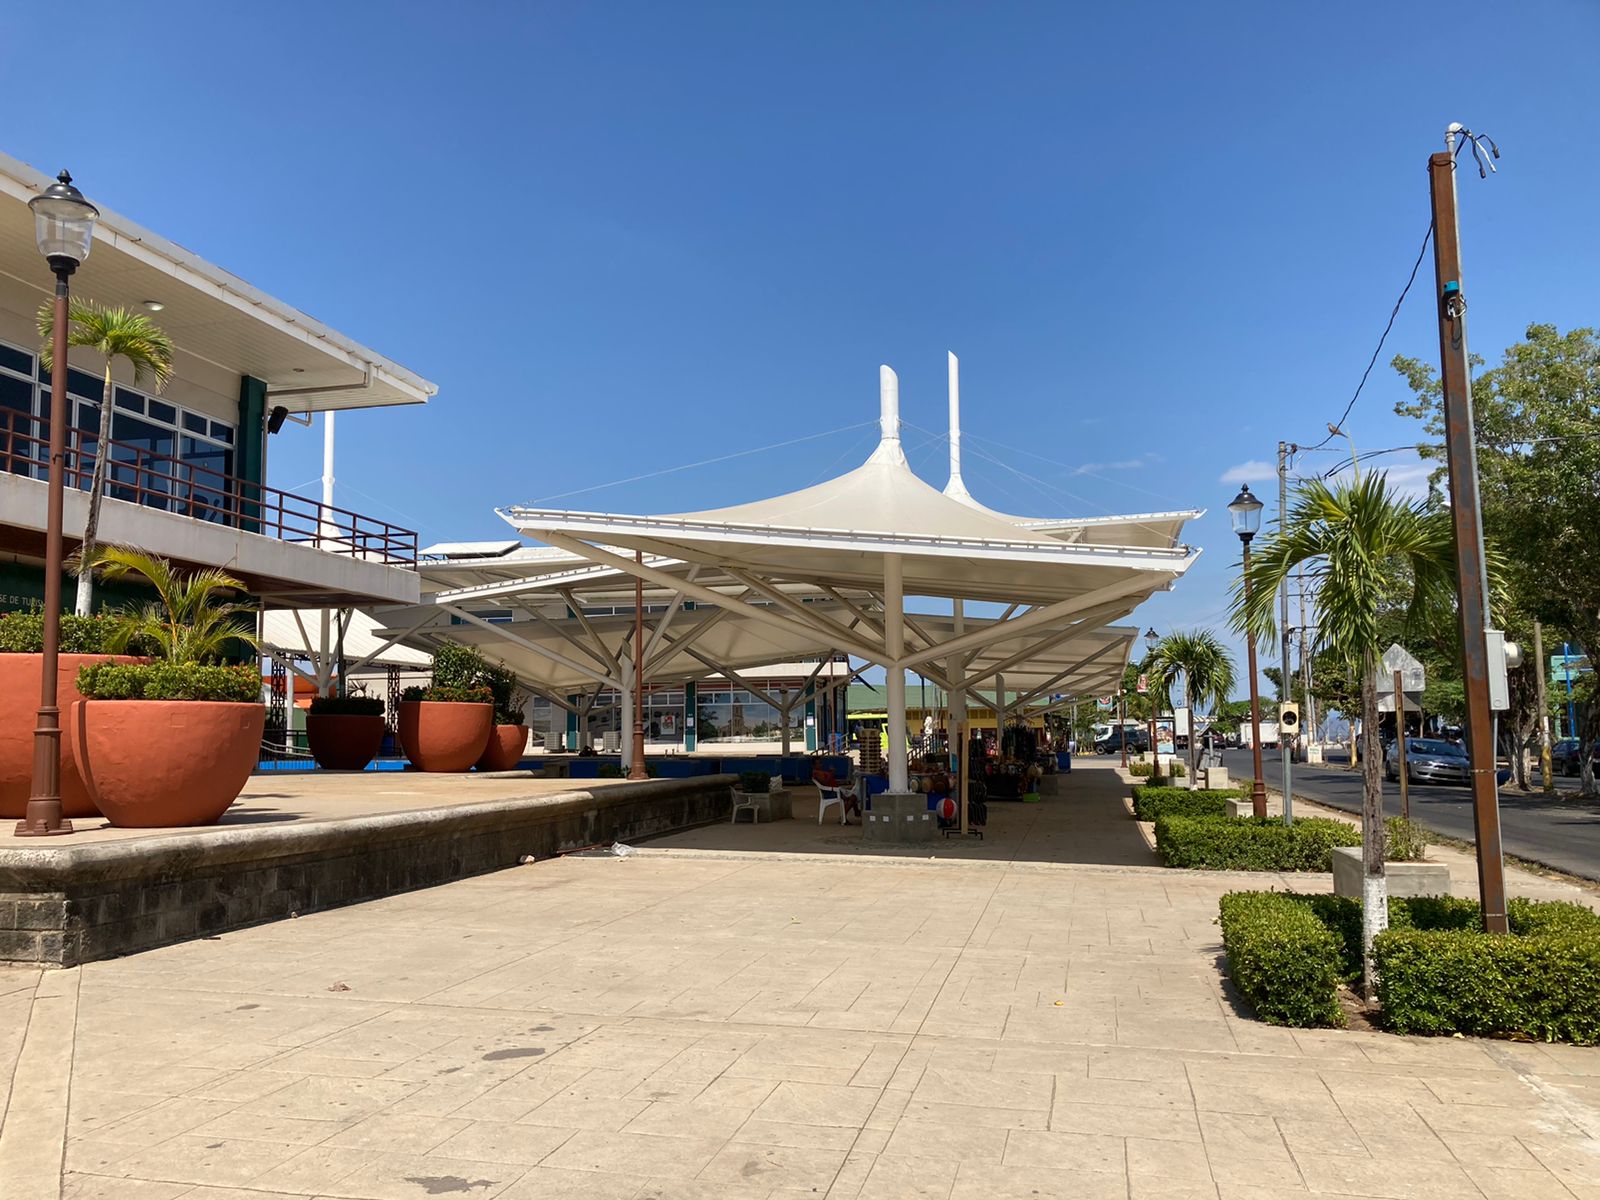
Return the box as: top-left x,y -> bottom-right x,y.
1278,441 -> 1294,824
1430,128 -> 1508,933
1533,621 -> 1554,793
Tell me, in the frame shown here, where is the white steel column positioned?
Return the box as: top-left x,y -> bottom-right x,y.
619,682 -> 633,764
948,599 -> 967,753
996,672 -> 1007,756
884,552 -> 908,793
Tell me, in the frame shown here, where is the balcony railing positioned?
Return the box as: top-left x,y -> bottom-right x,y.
0,409 -> 417,566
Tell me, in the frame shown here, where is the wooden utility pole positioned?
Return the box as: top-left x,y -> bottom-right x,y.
1534,621 -> 1555,793
1430,134 -> 1508,933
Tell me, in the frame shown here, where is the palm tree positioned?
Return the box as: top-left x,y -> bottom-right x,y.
1231,472 -> 1458,998
79,546 -> 257,663
1147,630 -> 1238,787
38,300 -> 175,615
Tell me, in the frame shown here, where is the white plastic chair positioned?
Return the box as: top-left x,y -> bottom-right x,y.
731,787 -> 770,824
815,780 -> 852,825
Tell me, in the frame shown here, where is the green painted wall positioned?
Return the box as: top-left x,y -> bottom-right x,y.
236,375 -> 267,533
683,681 -> 697,751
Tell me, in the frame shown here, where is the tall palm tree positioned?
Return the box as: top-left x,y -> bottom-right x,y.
80,545 -> 257,663
38,300 -> 175,615
1231,472 -> 1458,998
1147,630 -> 1238,787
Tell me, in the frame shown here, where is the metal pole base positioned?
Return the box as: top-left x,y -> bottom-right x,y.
15,802 -> 74,837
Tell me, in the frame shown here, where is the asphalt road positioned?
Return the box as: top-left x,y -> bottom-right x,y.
1218,748 -> 1600,882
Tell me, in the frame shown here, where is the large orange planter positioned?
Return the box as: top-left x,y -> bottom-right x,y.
476,724 -> 529,772
0,653 -> 144,819
306,713 -> 386,771
398,700 -> 492,772
71,701 -> 265,827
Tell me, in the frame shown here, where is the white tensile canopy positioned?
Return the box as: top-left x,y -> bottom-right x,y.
501,364 -> 1199,793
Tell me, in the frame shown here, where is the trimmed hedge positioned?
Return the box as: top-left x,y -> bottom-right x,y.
77,661 -> 261,703
1155,814 -> 1359,871
0,609 -> 122,654
1219,891 -> 1600,1042
1218,892 -> 1345,1027
1131,786 -> 1243,822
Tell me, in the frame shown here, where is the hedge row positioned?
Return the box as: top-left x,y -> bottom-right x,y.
1218,891 -> 1346,1027
1155,814 -> 1360,871
77,661 -> 261,703
1130,786 -> 1244,822
1218,891 -> 1600,1042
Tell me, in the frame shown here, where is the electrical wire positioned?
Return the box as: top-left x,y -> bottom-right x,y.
1303,220 -> 1436,453
522,420 -> 878,506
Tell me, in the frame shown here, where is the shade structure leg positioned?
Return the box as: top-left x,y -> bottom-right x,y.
884,553 -> 907,793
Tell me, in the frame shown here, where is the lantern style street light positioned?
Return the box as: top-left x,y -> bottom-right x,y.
19,171 -> 99,836
1228,484 -> 1270,818
1144,627 -> 1161,781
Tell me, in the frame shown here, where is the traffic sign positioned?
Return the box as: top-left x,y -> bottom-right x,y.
1376,644 -> 1426,694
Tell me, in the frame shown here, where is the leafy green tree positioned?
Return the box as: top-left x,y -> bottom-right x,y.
1147,630 -> 1237,787
82,545 -> 257,663
1394,324 -> 1600,792
1233,473 -> 1458,998
38,301 -> 175,616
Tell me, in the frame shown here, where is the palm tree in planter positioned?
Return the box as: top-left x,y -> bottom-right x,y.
38,301 -> 175,616
398,642 -> 494,772
1231,473 -> 1459,998
1147,630 -> 1237,789
71,546 -> 264,827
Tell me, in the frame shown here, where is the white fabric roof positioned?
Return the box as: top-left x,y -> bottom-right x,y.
262,608 -> 431,669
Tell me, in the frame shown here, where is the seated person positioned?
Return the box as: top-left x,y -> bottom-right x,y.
813,765 -> 861,821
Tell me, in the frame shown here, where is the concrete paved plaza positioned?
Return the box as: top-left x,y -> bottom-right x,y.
3,768 -> 1599,1199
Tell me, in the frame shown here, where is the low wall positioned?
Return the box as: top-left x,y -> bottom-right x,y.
0,774 -> 735,967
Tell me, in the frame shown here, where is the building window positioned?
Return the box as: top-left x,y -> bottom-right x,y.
0,333 -> 236,522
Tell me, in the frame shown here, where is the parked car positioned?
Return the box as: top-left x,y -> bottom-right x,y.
1384,737 -> 1470,785
1549,738 -> 1600,777
1095,727 -> 1148,754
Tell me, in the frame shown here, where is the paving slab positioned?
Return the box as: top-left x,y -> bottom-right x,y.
0,766 -> 1597,1200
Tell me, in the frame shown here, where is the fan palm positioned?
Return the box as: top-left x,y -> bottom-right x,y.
1231,472 -> 1458,997
38,300 -> 175,615
1146,630 -> 1238,787
80,546 -> 258,664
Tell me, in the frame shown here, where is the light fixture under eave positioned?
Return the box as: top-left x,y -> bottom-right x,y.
141,300 -> 164,312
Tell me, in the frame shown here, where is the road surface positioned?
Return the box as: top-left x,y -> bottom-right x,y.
1218,749 -> 1600,882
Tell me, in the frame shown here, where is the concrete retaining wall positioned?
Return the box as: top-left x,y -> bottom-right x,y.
0,775 -> 734,967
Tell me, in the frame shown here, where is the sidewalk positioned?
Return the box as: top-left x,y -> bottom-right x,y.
1,766 -> 1597,1199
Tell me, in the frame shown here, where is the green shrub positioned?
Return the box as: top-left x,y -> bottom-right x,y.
1218,892 -> 1346,1027
1375,924 -> 1600,1043
1129,760 -> 1154,778
309,693 -> 385,716
433,642 -> 488,691
1169,761 -> 1185,779
738,770 -> 772,794
401,683 -> 493,704
1509,898 -> 1600,937
1386,817 -> 1428,862
596,763 -> 624,778
77,661 -> 260,703
1131,787 -> 1240,822
481,661 -> 527,725
1155,814 -> 1360,871
0,608 -> 128,654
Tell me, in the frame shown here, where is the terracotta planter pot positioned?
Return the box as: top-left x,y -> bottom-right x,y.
0,653 -> 145,819
476,724 -> 529,772
398,700 -> 493,772
306,713 -> 386,771
71,700 -> 265,827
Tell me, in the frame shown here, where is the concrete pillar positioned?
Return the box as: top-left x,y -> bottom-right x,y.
684,681 -> 697,752
884,553 -> 908,793
805,682 -> 817,752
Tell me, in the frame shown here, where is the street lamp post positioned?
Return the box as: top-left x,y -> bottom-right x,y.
19,172 -> 98,838
1229,484 -> 1270,818
1144,628 -> 1160,781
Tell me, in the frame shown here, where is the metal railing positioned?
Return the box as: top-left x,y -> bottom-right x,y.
0,408 -> 417,566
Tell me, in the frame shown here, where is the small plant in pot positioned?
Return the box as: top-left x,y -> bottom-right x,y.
305,688 -> 386,771
398,643 -> 494,772
0,607 -> 148,819
738,770 -> 772,796
476,662 -> 529,772
69,547 -> 263,828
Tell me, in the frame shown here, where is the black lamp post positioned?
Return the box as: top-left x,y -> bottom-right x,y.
1144,627 -> 1160,781
1229,484 -> 1270,818
19,171 -> 98,837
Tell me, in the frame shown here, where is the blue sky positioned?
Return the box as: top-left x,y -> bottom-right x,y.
4,2 -> 1597,705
